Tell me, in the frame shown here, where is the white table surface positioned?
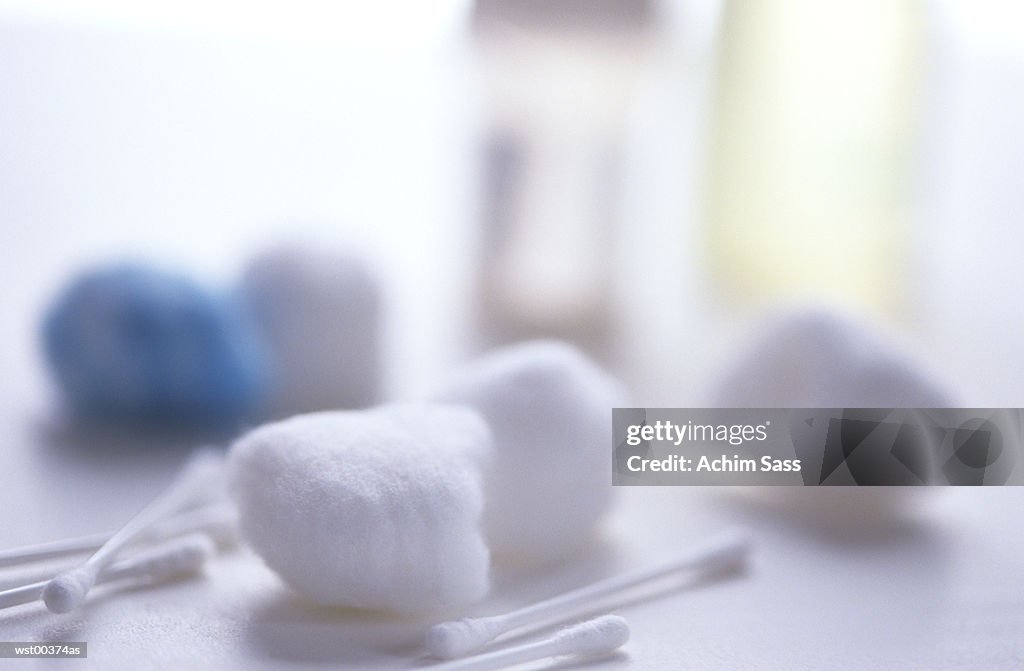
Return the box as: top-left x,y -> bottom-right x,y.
2,450 -> 1023,670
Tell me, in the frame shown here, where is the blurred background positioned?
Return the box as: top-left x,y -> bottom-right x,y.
4,0 -> 1024,407
2,0 -> 1024,668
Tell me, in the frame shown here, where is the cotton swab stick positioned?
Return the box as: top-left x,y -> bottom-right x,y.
0,531 -> 109,569
0,534 -> 216,610
0,508 -> 232,594
146,503 -> 239,550
0,504 -> 238,569
42,450 -> 224,613
427,528 -> 750,659
427,615 -> 629,671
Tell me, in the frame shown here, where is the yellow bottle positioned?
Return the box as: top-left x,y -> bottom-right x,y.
706,0 -> 924,317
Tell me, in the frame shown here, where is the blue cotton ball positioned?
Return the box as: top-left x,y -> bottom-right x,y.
42,264 -> 269,427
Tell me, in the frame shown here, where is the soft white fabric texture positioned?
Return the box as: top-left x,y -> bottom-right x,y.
709,308 -> 956,408
240,243 -> 381,415
228,403 -> 492,613
438,340 -> 625,566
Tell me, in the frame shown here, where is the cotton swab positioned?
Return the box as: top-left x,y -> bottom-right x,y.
42,450 -> 224,613
427,615 -> 630,671
0,534 -> 215,610
426,529 -> 750,659
0,504 -> 238,569
146,503 -> 239,549
99,533 -> 215,585
0,531 -> 110,569
0,507 -> 238,590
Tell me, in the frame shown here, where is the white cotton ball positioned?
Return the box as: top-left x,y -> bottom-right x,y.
383,403 -> 492,466
240,243 -> 381,415
708,307 -> 956,519
227,403 -> 492,613
709,307 -> 955,408
438,340 -> 625,566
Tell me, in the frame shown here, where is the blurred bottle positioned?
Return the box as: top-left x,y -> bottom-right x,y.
706,0 -> 924,317
470,0 -> 655,359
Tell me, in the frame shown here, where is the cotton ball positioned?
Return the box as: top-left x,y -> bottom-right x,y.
709,307 -> 955,408
228,403 -> 491,613
708,307 -> 956,519
42,264 -> 268,427
437,340 -> 625,566
240,244 -> 381,415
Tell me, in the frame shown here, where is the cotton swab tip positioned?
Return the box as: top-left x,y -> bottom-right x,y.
427,616 -> 630,671
426,529 -> 750,659
552,615 -> 630,657
426,616 -> 506,659
42,568 -> 95,614
117,533 -> 216,582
